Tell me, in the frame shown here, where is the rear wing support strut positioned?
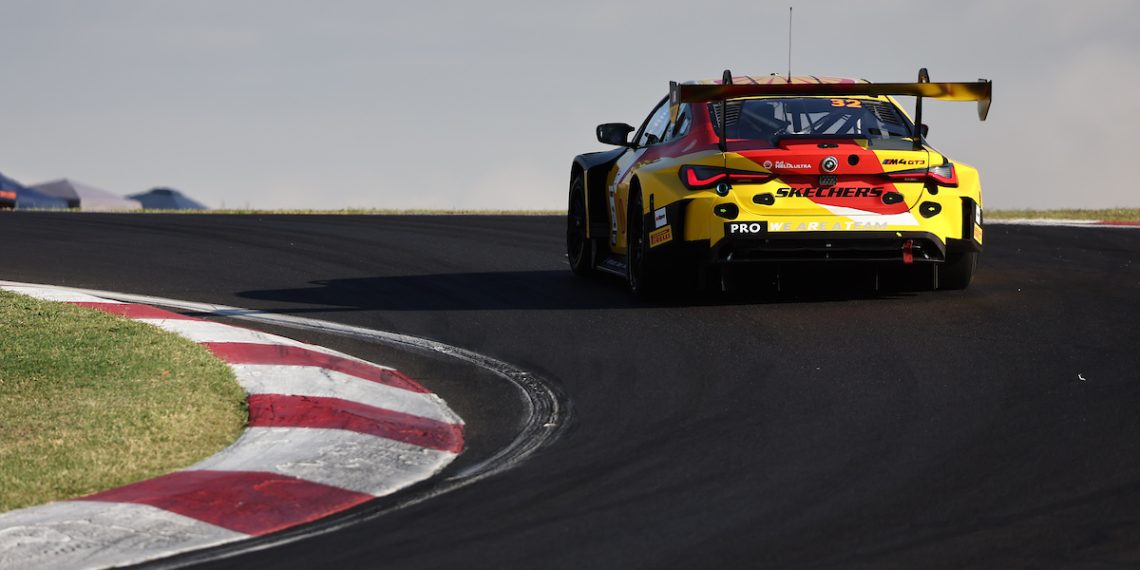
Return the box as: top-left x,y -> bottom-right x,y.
914,67 -> 930,150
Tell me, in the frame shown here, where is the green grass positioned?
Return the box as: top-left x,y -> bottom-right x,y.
986,208 -> 1140,222
0,291 -> 246,512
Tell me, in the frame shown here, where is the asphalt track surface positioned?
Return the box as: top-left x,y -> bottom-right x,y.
2,213 -> 1139,569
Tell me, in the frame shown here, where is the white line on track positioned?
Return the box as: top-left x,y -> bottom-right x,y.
987,219 -> 1140,228
0,286 -> 126,304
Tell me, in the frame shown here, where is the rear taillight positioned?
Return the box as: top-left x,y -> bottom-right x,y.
883,160 -> 958,187
926,161 -> 957,186
678,165 -> 772,190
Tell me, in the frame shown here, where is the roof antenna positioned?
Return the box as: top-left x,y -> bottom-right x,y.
786,7 -> 793,82
719,69 -> 732,153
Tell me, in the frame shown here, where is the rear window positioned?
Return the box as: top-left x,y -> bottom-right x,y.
710,97 -> 914,142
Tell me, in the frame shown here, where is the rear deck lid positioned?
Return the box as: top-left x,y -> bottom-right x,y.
727,138 -> 930,217
711,96 -> 931,218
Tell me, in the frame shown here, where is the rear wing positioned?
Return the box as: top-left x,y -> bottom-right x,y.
669,68 -> 991,150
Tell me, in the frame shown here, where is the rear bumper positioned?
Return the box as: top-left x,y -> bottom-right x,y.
710,231 -> 947,263
642,196 -> 982,266
649,231 -> 974,266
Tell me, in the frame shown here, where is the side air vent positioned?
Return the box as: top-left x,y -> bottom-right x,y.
712,101 -> 744,130
863,100 -> 903,126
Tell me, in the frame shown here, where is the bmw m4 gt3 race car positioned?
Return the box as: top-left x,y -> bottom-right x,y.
566,68 -> 991,295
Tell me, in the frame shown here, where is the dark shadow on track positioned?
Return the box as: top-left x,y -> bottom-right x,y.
238,270 -> 636,311
235,266 -> 926,312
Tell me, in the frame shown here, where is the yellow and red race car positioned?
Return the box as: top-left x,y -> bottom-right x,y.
567,68 -> 991,295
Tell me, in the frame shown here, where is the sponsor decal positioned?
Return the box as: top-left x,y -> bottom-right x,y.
882,158 -> 925,166
726,221 -> 767,235
762,160 -> 773,169
821,156 -> 839,173
654,207 -> 668,228
772,160 -> 811,169
974,225 -> 983,242
776,186 -> 885,198
649,226 -> 673,247
0,190 -> 16,200
975,206 -> 983,226
769,220 -> 890,232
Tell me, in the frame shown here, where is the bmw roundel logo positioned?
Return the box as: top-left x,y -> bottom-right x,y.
821,156 -> 839,172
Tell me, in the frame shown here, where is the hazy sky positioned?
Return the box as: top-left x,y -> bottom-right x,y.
1,0 -> 1137,209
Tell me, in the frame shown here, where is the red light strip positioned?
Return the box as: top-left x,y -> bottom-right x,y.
681,166 -> 771,189
685,169 -> 727,187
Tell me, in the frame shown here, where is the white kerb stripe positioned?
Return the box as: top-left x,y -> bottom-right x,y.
136,318 -> 317,348
0,286 -> 125,304
186,427 -> 457,496
230,364 -> 461,424
133,318 -> 396,366
0,501 -> 246,570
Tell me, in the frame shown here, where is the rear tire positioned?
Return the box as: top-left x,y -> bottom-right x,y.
567,174 -> 595,276
939,251 -> 977,290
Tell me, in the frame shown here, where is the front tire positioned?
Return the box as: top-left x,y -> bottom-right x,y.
939,251 -> 977,290
567,174 -> 595,276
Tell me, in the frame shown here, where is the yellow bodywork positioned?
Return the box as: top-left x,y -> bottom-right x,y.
600,95 -> 983,257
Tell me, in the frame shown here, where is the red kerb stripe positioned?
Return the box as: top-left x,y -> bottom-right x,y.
80,470 -> 372,535
247,394 -> 464,453
70,302 -> 200,320
1095,220 -> 1140,227
202,342 -> 430,393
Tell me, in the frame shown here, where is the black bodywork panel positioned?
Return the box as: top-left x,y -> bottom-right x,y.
573,147 -> 627,240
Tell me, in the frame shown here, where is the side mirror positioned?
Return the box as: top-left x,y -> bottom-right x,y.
919,124 -> 929,139
597,123 -> 635,147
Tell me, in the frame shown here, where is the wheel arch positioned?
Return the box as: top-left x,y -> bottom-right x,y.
573,147 -> 625,240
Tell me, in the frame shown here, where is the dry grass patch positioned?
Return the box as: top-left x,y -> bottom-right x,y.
987,208 -> 1140,222
0,291 -> 245,512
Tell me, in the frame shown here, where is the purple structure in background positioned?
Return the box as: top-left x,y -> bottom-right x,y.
127,187 -> 208,210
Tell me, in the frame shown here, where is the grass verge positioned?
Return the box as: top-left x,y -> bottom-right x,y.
986,208 -> 1140,222
0,291 -> 246,512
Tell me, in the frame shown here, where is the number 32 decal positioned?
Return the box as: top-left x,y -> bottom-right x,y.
830,98 -> 862,108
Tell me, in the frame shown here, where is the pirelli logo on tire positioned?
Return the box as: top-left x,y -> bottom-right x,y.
649,226 -> 673,248
725,221 -> 767,236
